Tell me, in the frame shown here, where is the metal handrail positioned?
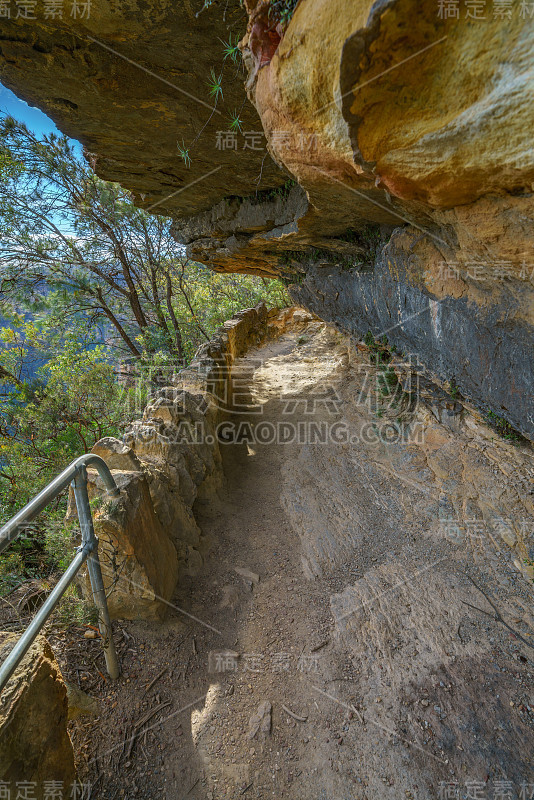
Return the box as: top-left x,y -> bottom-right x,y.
0,454 -> 121,692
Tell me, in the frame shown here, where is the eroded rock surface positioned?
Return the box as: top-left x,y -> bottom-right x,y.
292,228 -> 534,439
239,1 -> 533,438
0,633 -> 77,794
75,461 -> 180,620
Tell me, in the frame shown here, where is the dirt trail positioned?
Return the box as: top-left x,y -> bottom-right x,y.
68,322 -> 534,800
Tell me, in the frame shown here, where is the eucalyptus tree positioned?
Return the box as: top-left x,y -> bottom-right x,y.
0,116 -> 187,359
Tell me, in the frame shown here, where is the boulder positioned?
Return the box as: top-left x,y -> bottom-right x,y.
0,633 -> 77,795
91,437 -> 143,472
65,683 -> 101,721
73,466 -> 179,620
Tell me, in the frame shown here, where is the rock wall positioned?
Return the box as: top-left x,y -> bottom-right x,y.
215,0 -> 534,438
74,304 -> 311,619
291,229 -> 534,439
280,325 -> 534,585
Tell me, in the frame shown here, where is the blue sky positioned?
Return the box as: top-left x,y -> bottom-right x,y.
0,83 -> 84,235
0,84 -> 63,136
0,83 -> 82,155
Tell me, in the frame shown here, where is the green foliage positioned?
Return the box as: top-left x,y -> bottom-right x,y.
208,68 -> 224,102
220,33 -> 241,64
269,0 -> 299,28
177,140 -> 192,168
449,377 -> 459,399
167,263 -> 290,362
276,224 -> 384,274
176,21 -> 247,169
0,551 -> 25,596
228,111 -> 244,133
484,410 -> 523,443
309,248 -> 339,264
336,228 -> 361,244
252,179 -> 296,205
0,512 -> 80,602
0,147 -> 23,181
362,332 -> 415,424
278,250 -> 302,266
363,330 -> 392,364
55,585 -> 98,628
43,516 -> 79,573
0,322 -> 129,517
260,179 -> 297,203
378,365 -> 399,396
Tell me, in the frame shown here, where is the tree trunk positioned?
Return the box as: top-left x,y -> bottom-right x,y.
166,274 -> 185,361
96,295 -> 141,357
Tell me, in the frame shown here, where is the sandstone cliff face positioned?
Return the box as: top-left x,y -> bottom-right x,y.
2,1 -> 532,437
0,0 -> 286,214
170,1 -> 534,438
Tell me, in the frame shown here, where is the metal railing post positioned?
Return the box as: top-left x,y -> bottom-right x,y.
72,467 -> 120,681
0,454 -> 121,692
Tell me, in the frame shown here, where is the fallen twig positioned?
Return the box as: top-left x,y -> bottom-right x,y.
1,595 -> 22,620
462,575 -> 534,651
92,659 -> 108,683
135,700 -> 172,730
88,771 -> 103,799
144,668 -> 167,695
282,704 -> 308,722
126,700 -> 172,758
119,725 -> 131,761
